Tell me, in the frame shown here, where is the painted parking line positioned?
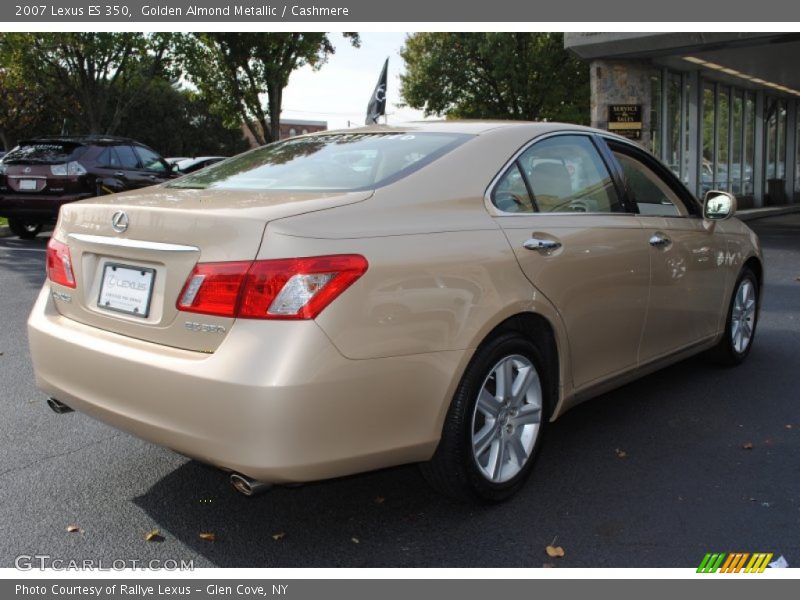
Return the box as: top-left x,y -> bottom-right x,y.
0,246 -> 46,252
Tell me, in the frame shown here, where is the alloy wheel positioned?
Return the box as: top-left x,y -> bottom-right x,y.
470,354 -> 542,483
731,278 -> 757,354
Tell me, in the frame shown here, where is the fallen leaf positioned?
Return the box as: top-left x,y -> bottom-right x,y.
374,496 -> 385,504
145,529 -> 164,542
545,545 -> 565,558
351,537 -> 360,544
66,525 -> 81,533
199,532 -> 216,542
742,442 -> 754,450
615,448 -> 627,458
271,532 -> 285,541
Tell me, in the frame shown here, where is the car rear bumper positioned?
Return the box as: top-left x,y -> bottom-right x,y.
0,193 -> 93,220
28,286 -> 461,483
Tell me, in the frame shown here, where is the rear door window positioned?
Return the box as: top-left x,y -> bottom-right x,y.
114,145 -> 141,170
516,135 -> 624,213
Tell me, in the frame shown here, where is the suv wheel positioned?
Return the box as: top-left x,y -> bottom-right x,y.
8,218 -> 43,240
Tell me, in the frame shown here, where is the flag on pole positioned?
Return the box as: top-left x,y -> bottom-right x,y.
365,58 -> 388,125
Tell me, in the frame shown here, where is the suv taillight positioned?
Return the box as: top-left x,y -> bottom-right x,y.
177,255 -> 368,320
46,238 -> 76,288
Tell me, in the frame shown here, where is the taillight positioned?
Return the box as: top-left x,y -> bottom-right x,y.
46,238 -> 76,288
177,255 -> 368,320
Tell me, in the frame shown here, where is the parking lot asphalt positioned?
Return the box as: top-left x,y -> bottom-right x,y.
0,215 -> 798,569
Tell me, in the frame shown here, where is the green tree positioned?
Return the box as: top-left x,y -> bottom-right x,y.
0,66 -> 66,150
114,79 -> 249,157
178,33 -> 359,145
400,33 -> 589,124
0,33 -> 176,135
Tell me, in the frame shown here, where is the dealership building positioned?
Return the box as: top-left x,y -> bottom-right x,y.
565,33 -> 800,208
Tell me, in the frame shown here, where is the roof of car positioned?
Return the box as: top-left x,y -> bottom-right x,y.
18,135 -> 141,146
322,120 -> 605,137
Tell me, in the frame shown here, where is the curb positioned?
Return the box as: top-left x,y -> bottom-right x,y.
737,205 -> 800,222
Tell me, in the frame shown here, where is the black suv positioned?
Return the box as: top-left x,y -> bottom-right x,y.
0,136 -> 177,239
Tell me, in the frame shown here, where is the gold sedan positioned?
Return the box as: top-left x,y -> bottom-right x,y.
28,122 -> 762,501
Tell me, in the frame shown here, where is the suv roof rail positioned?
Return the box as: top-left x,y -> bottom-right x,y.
19,135 -> 140,145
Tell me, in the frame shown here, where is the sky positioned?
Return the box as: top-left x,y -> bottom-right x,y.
280,32 -> 430,130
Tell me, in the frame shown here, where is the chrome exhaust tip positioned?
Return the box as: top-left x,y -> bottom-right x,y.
47,398 -> 74,414
230,473 -> 272,497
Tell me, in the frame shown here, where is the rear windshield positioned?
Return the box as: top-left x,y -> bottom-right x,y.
3,142 -> 85,164
168,132 -> 470,192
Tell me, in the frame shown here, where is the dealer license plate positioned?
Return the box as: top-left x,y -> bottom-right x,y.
19,179 -> 38,191
97,263 -> 155,318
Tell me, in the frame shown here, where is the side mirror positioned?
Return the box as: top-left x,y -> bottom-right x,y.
703,190 -> 736,221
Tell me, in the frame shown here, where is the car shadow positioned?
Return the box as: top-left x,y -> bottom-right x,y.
131,335 -> 796,568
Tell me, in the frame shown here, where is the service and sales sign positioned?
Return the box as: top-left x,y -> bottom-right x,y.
608,104 -> 643,139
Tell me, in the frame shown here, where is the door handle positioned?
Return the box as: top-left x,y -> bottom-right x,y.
113,172 -> 125,178
523,238 -> 562,252
649,233 -> 671,248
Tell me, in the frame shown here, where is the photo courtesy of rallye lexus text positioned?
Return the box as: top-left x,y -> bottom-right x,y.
27,121 -> 762,503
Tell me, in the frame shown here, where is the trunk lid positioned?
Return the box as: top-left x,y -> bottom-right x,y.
51,186 -> 372,352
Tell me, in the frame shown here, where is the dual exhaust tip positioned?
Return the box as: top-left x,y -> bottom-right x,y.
229,473 -> 272,497
46,398 -> 272,497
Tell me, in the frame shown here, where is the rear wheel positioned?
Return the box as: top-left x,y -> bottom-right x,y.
421,332 -> 549,502
709,267 -> 759,366
8,218 -> 43,240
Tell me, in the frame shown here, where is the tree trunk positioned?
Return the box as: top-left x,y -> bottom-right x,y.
267,84 -> 282,143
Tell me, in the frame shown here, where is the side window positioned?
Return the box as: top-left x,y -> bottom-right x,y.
613,151 -> 687,217
491,163 -> 535,213
115,145 -> 140,170
96,148 -> 121,168
135,146 -> 167,172
517,136 -> 623,213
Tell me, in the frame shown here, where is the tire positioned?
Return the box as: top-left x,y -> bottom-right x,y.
8,218 -> 43,240
708,267 -> 759,366
421,332 -> 551,502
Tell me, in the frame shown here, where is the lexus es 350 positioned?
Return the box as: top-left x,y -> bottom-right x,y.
28,122 -> 762,501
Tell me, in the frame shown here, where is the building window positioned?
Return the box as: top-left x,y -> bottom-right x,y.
796,102 -> 800,195
702,83 -> 716,195
650,71 -> 662,158
665,73 -> 682,178
731,91 -> 743,195
744,93 -> 755,196
717,86 -> 730,192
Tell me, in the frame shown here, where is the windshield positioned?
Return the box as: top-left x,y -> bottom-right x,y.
3,142 -> 85,164
169,132 -> 471,191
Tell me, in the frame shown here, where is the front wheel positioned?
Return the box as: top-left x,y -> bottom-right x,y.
7,218 -> 43,240
421,332 -> 550,502
709,267 -> 759,366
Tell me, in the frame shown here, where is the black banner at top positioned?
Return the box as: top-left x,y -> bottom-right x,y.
2,0 -> 800,22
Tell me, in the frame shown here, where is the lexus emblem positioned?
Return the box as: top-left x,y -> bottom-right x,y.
23,167 -> 31,174
111,211 -> 129,233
